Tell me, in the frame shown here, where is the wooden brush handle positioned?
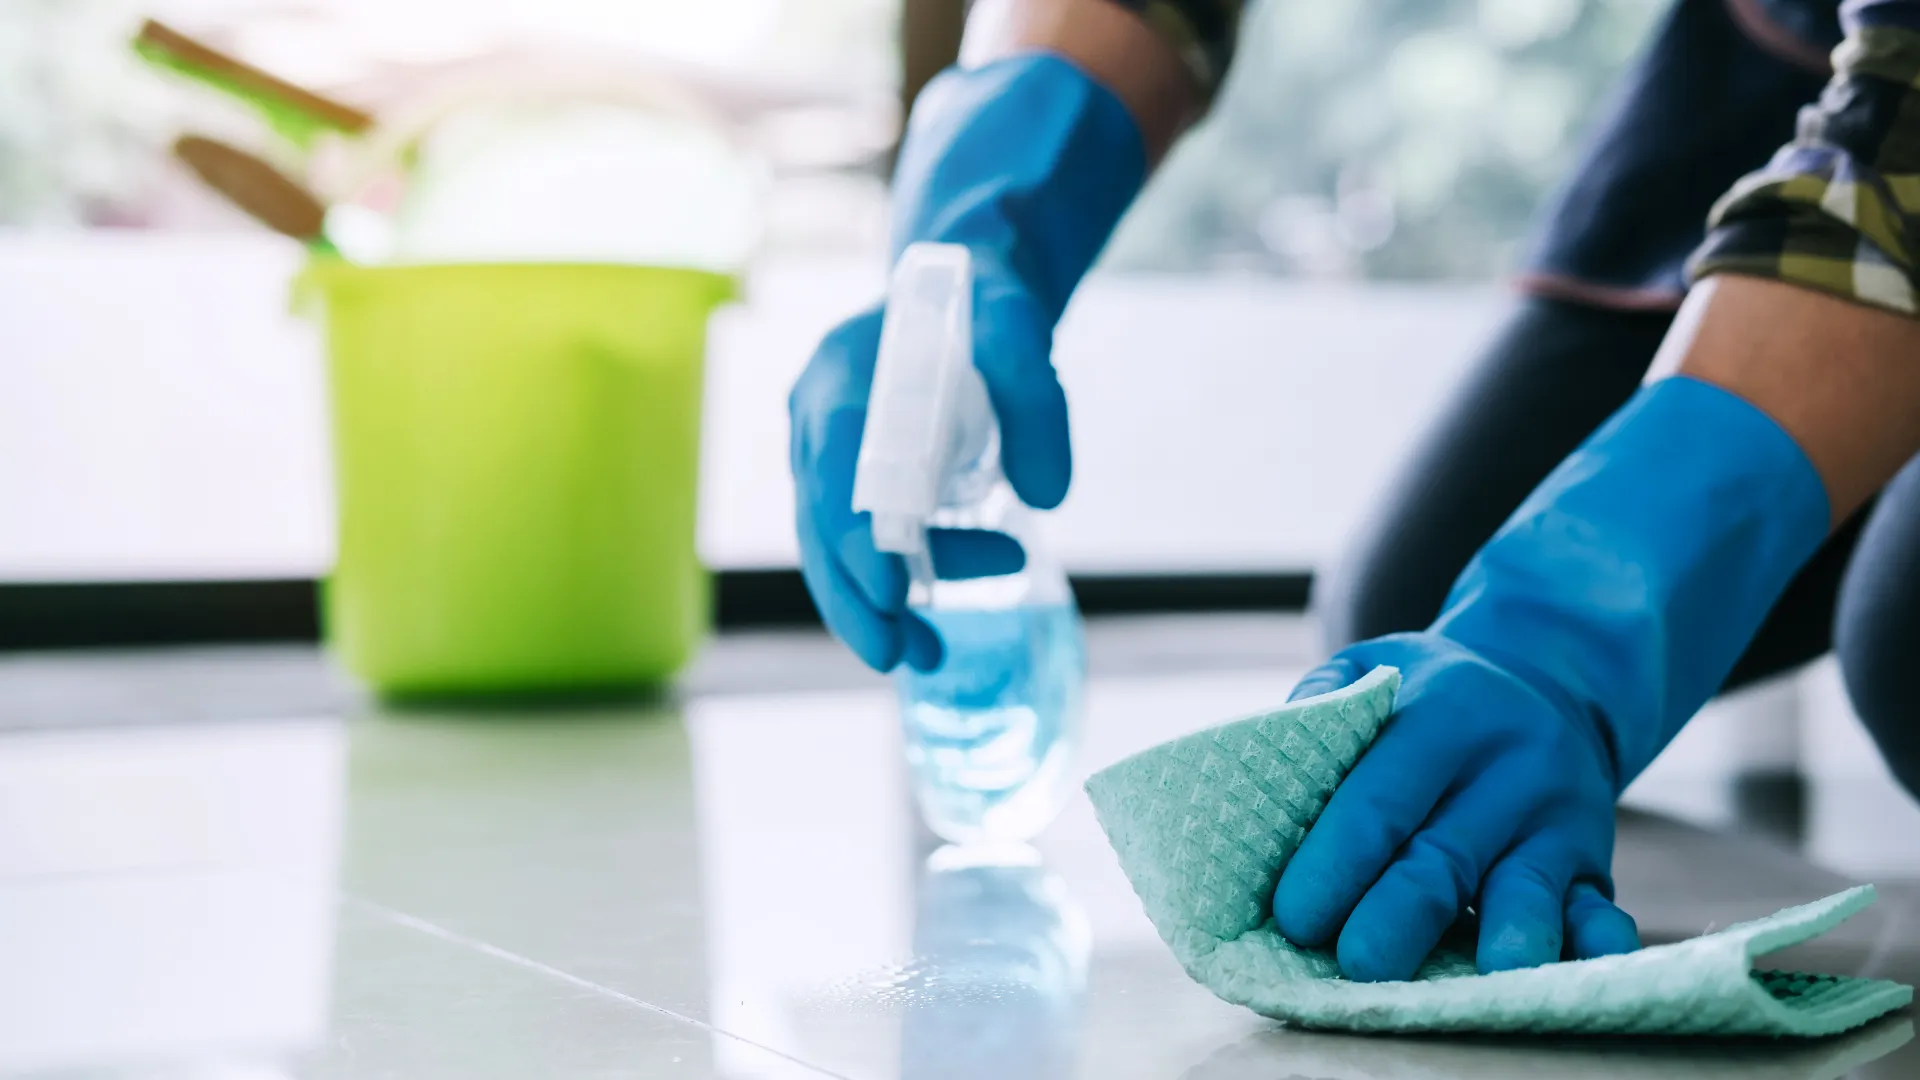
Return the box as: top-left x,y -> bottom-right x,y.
139,19 -> 374,135
173,134 -> 328,243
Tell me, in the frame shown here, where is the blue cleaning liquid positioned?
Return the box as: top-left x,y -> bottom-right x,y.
895,603 -> 1085,843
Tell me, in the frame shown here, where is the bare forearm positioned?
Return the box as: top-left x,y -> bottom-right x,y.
1649,275 -> 1920,526
961,0 -> 1202,162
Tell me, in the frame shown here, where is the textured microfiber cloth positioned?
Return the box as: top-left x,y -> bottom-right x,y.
1084,665 -> 1914,1036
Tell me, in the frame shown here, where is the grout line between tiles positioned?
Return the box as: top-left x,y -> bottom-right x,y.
342,894 -> 854,1080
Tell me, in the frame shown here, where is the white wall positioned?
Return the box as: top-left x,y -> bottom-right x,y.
0,232 -> 1504,580
0,234 -> 332,580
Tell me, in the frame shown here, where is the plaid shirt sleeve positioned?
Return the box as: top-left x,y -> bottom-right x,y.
1689,0 -> 1920,316
1101,0 -> 1245,97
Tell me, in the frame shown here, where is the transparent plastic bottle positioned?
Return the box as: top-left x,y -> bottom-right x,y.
896,474 -> 1086,843
853,243 -> 1087,844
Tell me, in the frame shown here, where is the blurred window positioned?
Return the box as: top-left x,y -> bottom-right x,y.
1105,0 -> 1666,280
4,1 -> 1668,260
0,0 -> 898,236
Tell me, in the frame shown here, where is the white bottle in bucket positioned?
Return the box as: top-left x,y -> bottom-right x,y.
853,242 -> 1086,843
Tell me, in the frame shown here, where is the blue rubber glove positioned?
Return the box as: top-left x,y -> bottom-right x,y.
788,55 -> 1145,672
1275,376 -> 1831,982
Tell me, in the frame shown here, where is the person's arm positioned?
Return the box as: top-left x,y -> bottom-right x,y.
961,0 -> 1213,162
1651,274 -> 1920,522
790,0 -> 1243,671
1273,1 -> 1920,983
1669,0 -> 1920,517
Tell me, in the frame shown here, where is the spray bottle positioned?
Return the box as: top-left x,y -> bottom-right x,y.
853,242 -> 1086,843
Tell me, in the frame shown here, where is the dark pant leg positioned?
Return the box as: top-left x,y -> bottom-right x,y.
1314,296 -> 1663,651
1315,294 -> 1865,695
1834,453 -> 1920,801
1725,505 -> 1870,691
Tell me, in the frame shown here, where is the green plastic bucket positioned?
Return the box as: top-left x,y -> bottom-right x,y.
300,261 -> 736,698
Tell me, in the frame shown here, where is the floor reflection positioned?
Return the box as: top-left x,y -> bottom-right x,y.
901,844 -> 1089,1080
1181,1017 -> 1914,1080
3,641 -> 1908,1078
0,718 -> 345,1077
690,690 -> 912,1076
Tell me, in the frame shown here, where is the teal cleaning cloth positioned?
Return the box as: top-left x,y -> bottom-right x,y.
1084,665 -> 1914,1036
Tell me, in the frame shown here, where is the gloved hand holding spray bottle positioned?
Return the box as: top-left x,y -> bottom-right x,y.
853,243 -> 1085,843
788,51 -> 1146,842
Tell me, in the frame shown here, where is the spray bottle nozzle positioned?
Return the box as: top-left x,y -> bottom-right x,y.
852,242 -> 996,588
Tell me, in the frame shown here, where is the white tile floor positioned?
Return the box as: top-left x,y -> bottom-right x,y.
1,624 -> 1916,1078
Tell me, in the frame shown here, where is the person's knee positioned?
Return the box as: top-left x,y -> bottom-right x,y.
1833,454 -> 1920,801
1835,607 -> 1920,800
